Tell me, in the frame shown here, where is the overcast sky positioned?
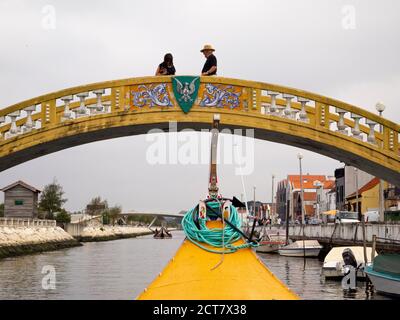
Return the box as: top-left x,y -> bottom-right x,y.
0,0 -> 399,213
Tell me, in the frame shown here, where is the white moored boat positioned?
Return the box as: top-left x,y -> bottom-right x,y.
278,240 -> 322,257
322,246 -> 377,279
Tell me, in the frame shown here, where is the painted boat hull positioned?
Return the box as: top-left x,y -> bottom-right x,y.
278,248 -> 321,257
137,221 -> 299,300
365,266 -> 400,296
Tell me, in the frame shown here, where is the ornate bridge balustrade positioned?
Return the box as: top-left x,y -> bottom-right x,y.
0,77 -> 399,185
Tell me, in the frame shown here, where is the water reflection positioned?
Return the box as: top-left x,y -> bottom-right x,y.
257,252 -> 391,300
0,232 -> 392,300
0,233 -> 185,299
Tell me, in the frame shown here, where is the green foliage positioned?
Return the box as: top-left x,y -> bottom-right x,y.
55,209 -> 71,224
86,196 -> 108,216
0,203 -> 4,217
103,205 -> 122,225
39,178 -> 67,219
102,211 -> 110,225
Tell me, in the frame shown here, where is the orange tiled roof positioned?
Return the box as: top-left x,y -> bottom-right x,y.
288,175 -> 328,189
324,180 -> 335,189
347,177 -> 380,198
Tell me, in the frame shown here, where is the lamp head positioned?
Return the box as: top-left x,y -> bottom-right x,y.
297,153 -> 303,160
375,102 -> 386,113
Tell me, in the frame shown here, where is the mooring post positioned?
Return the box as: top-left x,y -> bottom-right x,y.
371,234 -> 376,261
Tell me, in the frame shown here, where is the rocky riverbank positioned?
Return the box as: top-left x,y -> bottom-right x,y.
0,225 -> 81,259
76,225 -> 154,242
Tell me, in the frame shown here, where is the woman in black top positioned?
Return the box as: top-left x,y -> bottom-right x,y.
155,53 -> 176,75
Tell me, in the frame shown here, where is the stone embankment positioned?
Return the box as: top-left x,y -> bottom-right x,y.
76,225 -> 153,242
0,224 -> 80,259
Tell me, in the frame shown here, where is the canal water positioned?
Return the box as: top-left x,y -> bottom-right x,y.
0,231 -> 391,300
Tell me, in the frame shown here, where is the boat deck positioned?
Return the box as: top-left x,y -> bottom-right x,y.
137,221 -> 299,300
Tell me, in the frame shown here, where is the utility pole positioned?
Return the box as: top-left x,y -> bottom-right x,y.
355,168 -> 359,215
376,102 -> 386,222
298,153 -> 305,224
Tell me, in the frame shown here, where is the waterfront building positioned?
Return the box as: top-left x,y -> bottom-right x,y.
276,175 -> 335,222
346,177 -> 390,216
334,168 -> 345,210
1,180 -> 41,218
324,187 -> 337,212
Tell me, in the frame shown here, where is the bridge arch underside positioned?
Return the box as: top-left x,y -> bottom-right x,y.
0,110 -> 399,186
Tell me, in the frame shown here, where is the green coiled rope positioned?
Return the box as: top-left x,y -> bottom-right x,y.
182,201 -> 259,254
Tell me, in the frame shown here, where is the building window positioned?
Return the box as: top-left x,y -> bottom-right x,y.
15,200 -> 24,205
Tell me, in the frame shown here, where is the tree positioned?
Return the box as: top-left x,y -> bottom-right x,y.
108,205 -> 122,225
39,179 -> 67,219
0,203 -> 4,217
55,208 -> 71,224
86,196 -> 108,216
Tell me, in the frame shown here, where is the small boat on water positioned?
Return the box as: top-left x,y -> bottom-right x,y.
322,246 -> 377,279
256,229 -> 286,253
365,254 -> 400,297
278,240 -> 322,257
153,226 -> 172,239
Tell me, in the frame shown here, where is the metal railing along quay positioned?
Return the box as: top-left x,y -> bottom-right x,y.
289,223 -> 400,251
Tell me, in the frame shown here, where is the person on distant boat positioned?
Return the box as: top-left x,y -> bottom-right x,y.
155,53 -> 176,76
200,44 -> 217,76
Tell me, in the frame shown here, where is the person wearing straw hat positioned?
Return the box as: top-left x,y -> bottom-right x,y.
201,44 -> 217,76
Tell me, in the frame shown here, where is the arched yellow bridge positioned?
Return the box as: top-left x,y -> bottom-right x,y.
0,76 -> 399,186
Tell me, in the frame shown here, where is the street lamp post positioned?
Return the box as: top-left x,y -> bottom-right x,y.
376,102 -> 386,222
297,153 -> 305,224
271,174 -> 275,223
355,167 -> 359,215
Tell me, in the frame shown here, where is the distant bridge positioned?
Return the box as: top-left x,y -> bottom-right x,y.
121,211 -> 185,218
120,211 -> 184,230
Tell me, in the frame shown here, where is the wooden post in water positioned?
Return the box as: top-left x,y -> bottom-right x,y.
285,201 -> 290,245
371,234 -> 376,261
355,168 -> 368,265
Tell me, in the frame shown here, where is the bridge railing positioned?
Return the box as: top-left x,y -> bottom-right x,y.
0,217 -> 56,227
0,76 -> 399,161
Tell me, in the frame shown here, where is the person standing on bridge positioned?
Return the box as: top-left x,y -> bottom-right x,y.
155,53 -> 176,76
201,44 -> 217,76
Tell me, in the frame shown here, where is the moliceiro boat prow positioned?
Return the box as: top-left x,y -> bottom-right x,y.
137,115 -> 298,300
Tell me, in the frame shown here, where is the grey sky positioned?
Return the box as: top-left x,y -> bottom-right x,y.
0,0 -> 399,213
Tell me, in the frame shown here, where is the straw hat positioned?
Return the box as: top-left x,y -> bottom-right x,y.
200,44 -> 215,52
